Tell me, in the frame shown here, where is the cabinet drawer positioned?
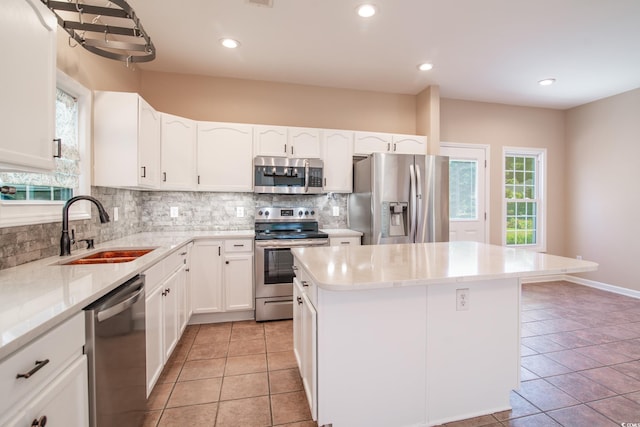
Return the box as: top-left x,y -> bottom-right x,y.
293,263 -> 317,307
329,236 -> 361,246
144,261 -> 164,293
0,312 -> 85,414
224,239 -> 253,253
164,248 -> 184,274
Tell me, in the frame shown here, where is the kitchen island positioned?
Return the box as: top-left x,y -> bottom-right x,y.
291,241 -> 598,427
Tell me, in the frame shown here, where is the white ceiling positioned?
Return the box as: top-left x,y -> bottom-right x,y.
129,0 -> 640,110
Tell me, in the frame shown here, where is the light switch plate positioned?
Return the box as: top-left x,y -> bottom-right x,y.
236,207 -> 245,217
332,206 -> 340,216
170,207 -> 179,218
113,207 -> 119,222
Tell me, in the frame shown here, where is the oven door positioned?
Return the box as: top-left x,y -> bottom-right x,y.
255,239 -> 328,298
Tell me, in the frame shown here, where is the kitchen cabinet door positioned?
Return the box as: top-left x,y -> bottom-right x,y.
322,130 -> 353,192
289,127 -> 321,158
94,91 -> 161,188
255,126 -> 288,157
224,253 -> 254,311
393,134 -> 427,155
161,113 -> 197,190
145,284 -> 164,396
0,0 -> 56,171
293,278 -> 304,370
197,122 -> 253,191
301,290 -> 317,419
353,132 -> 392,156
190,240 -> 224,314
163,269 -> 180,361
4,356 -> 88,427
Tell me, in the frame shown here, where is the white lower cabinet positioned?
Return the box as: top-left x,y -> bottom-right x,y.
0,313 -> 88,426
145,245 -> 190,396
293,277 -> 317,420
190,240 -> 224,314
191,239 -> 254,315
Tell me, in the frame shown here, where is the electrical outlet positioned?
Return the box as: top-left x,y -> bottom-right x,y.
332,206 -> 339,216
170,207 -> 179,218
113,207 -> 119,222
236,206 -> 245,218
456,288 -> 470,311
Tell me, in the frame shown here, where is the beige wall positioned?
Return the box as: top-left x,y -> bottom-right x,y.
440,99 -> 566,255
416,86 -> 440,154
139,71 -> 416,133
56,31 -> 140,92
565,88 -> 640,292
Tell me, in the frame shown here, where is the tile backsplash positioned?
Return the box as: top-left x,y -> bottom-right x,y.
0,187 -> 348,270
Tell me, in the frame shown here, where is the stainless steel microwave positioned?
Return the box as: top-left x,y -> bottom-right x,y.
254,156 -> 323,194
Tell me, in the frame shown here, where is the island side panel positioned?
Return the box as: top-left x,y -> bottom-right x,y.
317,285 -> 428,427
425,278 -> 520,425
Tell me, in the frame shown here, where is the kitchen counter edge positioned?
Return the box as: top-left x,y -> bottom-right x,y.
0,230 -> 254,361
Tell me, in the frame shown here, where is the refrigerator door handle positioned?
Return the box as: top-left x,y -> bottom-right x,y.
304,159 -> 310,193
415,161 -> 425,243
409,163 -> 417,243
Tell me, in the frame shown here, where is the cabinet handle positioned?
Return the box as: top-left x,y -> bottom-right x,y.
180,252 -> 187,256
341,241 -> 351,245
387,143 -> 390,152
31,416 -> 47,426
218,247 -> 221,256
291,145 -> 294,155
297,296 -> 303,305
393,143 -> 397,151
17,359 -> 50,379
53,139 -> 62,158
141,166 -> 146,178
185,268 -> 190,272
284,144 -> 287,154
301,280 -> 309,287
233,244 -> 244,247
197,175 -> 200,185
225,260 -> 229,264
163,172 -> 167,182
165,288 -> 171,294
292,265 -> 298,271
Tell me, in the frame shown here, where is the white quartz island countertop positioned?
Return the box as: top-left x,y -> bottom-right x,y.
292,241 -> 598,291
0,230 -> 253,360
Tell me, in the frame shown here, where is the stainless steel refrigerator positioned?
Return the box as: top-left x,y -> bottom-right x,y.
348,153 -> 449,245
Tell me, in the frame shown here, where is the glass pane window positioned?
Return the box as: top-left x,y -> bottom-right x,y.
450,160 -> 477,220
504,151 -> 543,248
0,88 -> 79,201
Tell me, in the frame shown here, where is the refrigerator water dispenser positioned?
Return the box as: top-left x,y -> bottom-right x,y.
382,201 -> 408,237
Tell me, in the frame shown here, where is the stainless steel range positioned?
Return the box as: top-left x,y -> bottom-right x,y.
254,206 -> 328,321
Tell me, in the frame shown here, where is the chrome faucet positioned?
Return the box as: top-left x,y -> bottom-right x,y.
60,195 -> 110,256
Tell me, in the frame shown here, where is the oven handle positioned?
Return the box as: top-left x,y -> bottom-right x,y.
255,239 -> 329,248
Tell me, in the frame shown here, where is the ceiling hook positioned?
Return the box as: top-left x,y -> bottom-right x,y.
75,0 -> 83,13
68,36 -> 78,48
104,25 -> 109,43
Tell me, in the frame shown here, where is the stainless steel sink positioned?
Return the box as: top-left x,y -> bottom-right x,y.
56,248 -> 156,265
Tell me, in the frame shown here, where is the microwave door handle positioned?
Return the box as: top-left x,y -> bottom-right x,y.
304,159 -> 310,193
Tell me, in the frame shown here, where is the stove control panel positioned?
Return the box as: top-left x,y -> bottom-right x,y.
256,207 -> 318,221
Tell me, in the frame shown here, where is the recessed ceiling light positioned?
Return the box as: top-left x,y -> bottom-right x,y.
357,4 -> 377,18
220,38 -> 240,49
538,78 -> 556,86
418,63 -> 433,71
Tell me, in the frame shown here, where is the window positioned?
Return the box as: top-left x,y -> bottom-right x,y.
0,70 -> 91,226
503,147 -> 546,251
449,159 -> 478,220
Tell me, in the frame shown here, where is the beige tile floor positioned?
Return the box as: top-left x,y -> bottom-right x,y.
144,281 -> 640,427
143,319 -> 316,427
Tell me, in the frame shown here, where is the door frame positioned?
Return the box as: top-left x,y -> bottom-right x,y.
440,142 -> 491,243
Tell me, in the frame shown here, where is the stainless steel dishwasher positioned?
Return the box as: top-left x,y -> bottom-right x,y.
84,275 -> 146,427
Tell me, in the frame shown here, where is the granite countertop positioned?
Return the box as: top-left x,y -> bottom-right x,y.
0,230 -> 254,361
292,241 -> 598,291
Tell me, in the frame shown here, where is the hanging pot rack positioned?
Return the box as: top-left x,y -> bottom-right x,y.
41,0 -> 156,64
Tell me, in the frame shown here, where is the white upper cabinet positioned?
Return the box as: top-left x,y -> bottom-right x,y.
94,92 -> 161,189
0,0 -> 56,171
255,125 -> 288,157
322,130 -> 353,193
392,134 -> 427,155
354,132 -> 392,156
197,122 -> 253,192
255,126 -> 321,158
288,127 -> 321,158
161,113 -> 197,190
354,131 -> 427,156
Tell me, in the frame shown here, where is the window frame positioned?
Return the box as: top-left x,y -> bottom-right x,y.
0,70 -> 92,227
502,147 -> 547,252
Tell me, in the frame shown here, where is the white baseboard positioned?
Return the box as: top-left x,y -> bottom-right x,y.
188,310 -> 255,324
524,274 -> 640,300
